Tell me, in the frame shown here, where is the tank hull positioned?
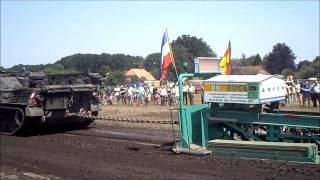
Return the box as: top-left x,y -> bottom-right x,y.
0,74 -> 102,135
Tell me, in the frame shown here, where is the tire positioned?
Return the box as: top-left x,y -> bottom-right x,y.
7,108 -> 25,135
14,109 -> 25,127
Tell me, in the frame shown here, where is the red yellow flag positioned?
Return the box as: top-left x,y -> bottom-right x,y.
219,41 -> 231,75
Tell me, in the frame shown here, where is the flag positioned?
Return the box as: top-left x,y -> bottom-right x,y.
160,31 -> 173,80
219,41 -> 231,75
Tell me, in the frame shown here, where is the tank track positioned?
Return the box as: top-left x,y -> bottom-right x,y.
0,106 -> 25,135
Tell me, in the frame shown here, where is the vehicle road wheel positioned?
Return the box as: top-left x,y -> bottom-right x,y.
8,108 -> 25,135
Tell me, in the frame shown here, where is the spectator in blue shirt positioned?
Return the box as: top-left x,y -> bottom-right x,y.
301,81 -> 311,107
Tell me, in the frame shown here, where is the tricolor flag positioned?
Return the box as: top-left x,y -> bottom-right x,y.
219,41 -> 231,75
160,31 -> 174,80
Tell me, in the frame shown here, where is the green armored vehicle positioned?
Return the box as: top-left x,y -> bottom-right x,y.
0,72 -> 103,135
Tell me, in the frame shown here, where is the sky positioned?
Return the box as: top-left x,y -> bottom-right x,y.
1,1 -> 319,68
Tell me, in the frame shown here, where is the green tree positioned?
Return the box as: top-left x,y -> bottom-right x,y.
144,53 -> 160,71
100,65 -> 112,75
173,35 -> 217,57
262,43 -> 296,74
241,54 -> 262,66
297,60 -> 311,69
106,70 -> 124,85
281,68 -> 294,77
144,53 -> 161,79
168,34 -> 216,80
44,63 -> 77,75
295,65 -> 316,79
109,54 -> 143,70
0,66 -> 5,72
295,56 -> 320,79
238,53 -> 250,66
241,53 -> 246,61
253,54 -> 262,65
238,53 -> 261,66
8,64 -> 45,72
312,56 -> 320,70
170,44 -> 193,79
55,53 -> 144,74
58,53 -> 108,73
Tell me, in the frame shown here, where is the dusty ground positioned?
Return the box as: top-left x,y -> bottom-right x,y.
1,104 -> 320,180
280,101 -> 320,113
100,104 -> 179,121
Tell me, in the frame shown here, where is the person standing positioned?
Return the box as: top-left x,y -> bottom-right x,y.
294,81 -> 301,104
310,79 -> 319,107
167,86 -> 172,106
188,83 -> 195,105
138,85 -> 145,105
287,75 -> 294,102
127,85 -> 134,105
171,86 -> 176,106
153,86 -> 158,105
175,85 -> 180,106
285,83 -> 291,105
109,91 -> 115,105
114,85 -> 120,105
301,81 -> 311,107
149,84 -> 154,103
146,87 -> 152,106
299,81 -> 304,105
132,85 -> 138,106
159,86 -> 167,106
183,83 -> 189,105
201,83 -> 204,104
120,86 -> 127,105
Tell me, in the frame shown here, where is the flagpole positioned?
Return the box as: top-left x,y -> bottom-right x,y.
228,40 -> 231,75
166,28 -> 179,80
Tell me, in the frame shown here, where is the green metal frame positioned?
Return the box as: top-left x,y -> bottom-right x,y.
176,73 -> 320,164
178,73 -> 209,149
208,109 -> 320,144
208,140 -> 319,164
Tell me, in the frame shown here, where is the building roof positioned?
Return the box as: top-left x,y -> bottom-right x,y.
125,68 -> 155,81
205,75 -> 279,83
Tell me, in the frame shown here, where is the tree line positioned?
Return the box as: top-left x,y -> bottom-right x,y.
236,43 -> 319,79
1,35 -> 319,85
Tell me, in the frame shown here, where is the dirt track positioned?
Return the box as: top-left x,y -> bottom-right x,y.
1,105 -> 320,179
1,118 -> 320,180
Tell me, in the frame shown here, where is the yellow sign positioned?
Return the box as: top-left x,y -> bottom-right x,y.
203,84 -> 213,91
219,84 -> 228,92
204,83 -> 248,92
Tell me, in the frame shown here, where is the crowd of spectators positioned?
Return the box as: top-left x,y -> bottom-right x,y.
103,81 -> 203,106
100,75 -> 319,109
285,75 -> 320,108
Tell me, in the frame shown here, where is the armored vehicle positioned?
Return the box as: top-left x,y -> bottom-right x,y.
0,72 -> 102,135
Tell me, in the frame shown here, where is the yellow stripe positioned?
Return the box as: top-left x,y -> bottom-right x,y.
220,56 -> 227,67
220,84 -> 228,92
203,84 -> 213,92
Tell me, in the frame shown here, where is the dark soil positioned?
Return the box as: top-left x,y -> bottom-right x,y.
1,121 -> 319,180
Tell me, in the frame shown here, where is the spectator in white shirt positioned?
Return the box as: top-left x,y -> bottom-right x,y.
159,86 -> 167,106
188,84 -> 195,105
183,83 -> 189,105
127,86 -> 134,105
114,86 -> 120,104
